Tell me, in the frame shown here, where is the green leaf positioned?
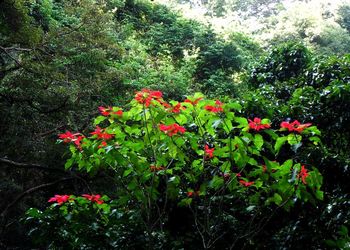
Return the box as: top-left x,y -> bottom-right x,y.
226,102 -> 242,111
305,126 -> 321,136
273,193 -> 283,205
254,134 -> 264,150
339,225 -> 348,236
315,190 -> 324,200
169,145 -> 177,158
178,198 -> 192,206
127,179 -> 137,191
65,158 -> 74,170
123,168 -> 133,177
94,115 -> 107,125
309,136 -> 321,145
274,136 -> 287,153
26,208 -> 41,218
209,175 -> 224,190
176,114 -> 188,124
234,117 -> 248,128
223,118 -> 233,134
287,134 -> 302,145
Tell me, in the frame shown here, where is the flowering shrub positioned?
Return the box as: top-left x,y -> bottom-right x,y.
24,194 -> 119,248
27,90 -> 323,249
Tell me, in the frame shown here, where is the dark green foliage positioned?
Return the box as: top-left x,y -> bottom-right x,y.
249,42 -> 311,88
239,49 -> 350,248
24,199 -> 149,249
196,40 -> 242,79
337,4 -> 350,33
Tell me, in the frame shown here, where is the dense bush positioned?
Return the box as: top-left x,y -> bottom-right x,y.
25,90 -> 323,249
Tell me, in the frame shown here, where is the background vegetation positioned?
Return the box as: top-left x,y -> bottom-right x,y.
0,0 -> 349,249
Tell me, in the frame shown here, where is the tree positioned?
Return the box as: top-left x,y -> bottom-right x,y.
337,3 -> 350,33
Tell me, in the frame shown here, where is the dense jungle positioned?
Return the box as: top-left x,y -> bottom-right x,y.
0,0 -> 349,249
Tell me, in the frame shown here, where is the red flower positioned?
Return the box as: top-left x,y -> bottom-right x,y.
150,165 -> 165,172
98,106 -> 123,117
82,194 -> 104,204
239,180 -> 254,187
135,89 -> 163,107
58,131 -> 85,149
280,120 -> 312,133
159,123 -> 186,136
204,100 -> 223,113
170,103 -> 185,113
160,101 -> 171,108
184,97 -> 203,106
98,141 -> 108,148
187,191 -> 200,197
90,126 -> 114,140
298,165 -> 309,184
59,131 -> 80,142
204,145 -> 215,159
48,195 -> 73,205
262,165 -> 267,173
248,118 -> 271,131
215,100 -> 223,106
114,110 -> 123,116
98,106 -> 111,116
74,136 -> 85,149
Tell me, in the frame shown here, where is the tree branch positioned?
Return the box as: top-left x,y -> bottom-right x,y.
0,177 -> 75,236
0,158 -> 66,173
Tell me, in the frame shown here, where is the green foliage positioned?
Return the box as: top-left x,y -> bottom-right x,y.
196,39 -> 243,79
325,225 -> 350,249
228,32 -> 263,67
239,44 -> 350,248
24,195 -> 148,249
248,42 -> 311,88
0,0 -> 43,45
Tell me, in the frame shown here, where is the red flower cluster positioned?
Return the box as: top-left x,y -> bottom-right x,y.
280,120 -> 312,133
134,89 -> 163,107
248,118 -> 271,131
150,165 -> 165,172
58,131 -> 84,149
239,180 -> 255,187
235,173 -> 254,187
204,145 -> 215,159
90,126 -> 114,140
184,97 -> 203,106
204,100 -> 223,113
170,103 -> 185,113
82,194 -> 104,204
48,195 -> 73,205
98,106 -> 123,117
298,165 -> 309,184
159,123 -> 186,136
